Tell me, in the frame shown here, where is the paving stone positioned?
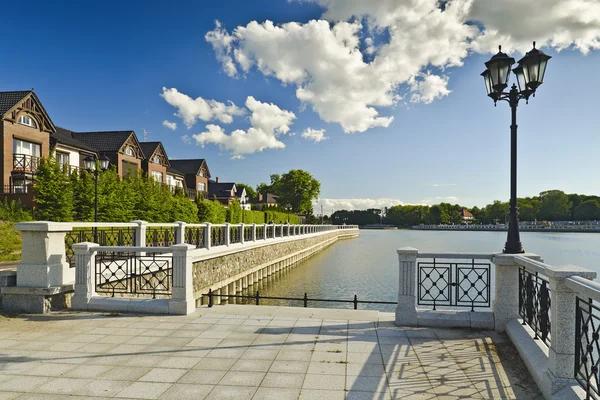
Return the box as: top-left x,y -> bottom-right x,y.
138,367 -> 188,383
205,385 -> 256,399
72,378 -> 132,397
306,361 -> 347,375
158,383 -> 214,400
99,366 -> 151,381
346,390 -> 392,400
179,369 -> 227,385
231,358 -> 273,372
269,360 -> 309,374
302,374 -> 346,390
0,375 -> 50,392
34,377 -> 93,395
61,364 -> 113,378
261,372 -> 305,388
219,370 -> 265,386
299,389 -> 346,399
192,357 -> 237,371
253,387 -> 300,400
346,374 -> 389,393
115,381 -> 173,399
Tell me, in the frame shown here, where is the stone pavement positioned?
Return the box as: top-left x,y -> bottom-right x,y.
0,305 -> 542,399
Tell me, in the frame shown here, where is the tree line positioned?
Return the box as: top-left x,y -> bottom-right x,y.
331,190 -> 600,227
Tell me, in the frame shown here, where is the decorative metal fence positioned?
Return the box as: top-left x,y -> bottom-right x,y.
519,267 -> 551,345
95,251 -> 172,298
575,297 -> 600,399
184,226 -> 204,248
417,258 -> 491,311
13,154 -> 41,172
211,225 -> 225,246
146,227 -> 176,247
256,226 -> 265,240
65,227 -> 136,268
243,226 -> 253,242
230,225 -> 241,244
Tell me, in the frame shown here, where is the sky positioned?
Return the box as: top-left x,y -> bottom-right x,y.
1,0 -> 600,213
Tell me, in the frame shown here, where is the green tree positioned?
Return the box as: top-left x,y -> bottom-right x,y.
34,156 -> 74,221
262,170 -> 320,214
71,170 -> 95,222
574,200 -> 600,221
539,190 -> 571,221
236,183 -> 256,200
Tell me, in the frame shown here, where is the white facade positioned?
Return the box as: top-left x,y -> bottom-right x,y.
55,145 -> 80,169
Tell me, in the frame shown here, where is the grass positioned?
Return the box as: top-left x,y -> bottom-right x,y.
0,221 -> 22,262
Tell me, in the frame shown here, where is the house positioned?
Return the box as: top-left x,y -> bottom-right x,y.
71,130 -> 145,178
0,90 -> 55,194
166,167 -> 186,192
53,127 -> 98,173
169,159 -> 210,199
251,193 -> 279,210
139,142 -> 170,184
461,209 -> 474,224
208,178 -> 245,206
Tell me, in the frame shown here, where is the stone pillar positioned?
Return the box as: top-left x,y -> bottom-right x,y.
263,224 -> 268,240
132,220 -> 147,247
215,288 -> 223,305
71,242 -> 99,311
395,247 -> 418,327
248,273 -> 254,286
239,224 -> 245,245
224,223 -> 231,246
15,222 -> 74,287
169,244 -> 196,315
204,223 -> 212,250
174,221 -> 186,245
492,253 -> 522,332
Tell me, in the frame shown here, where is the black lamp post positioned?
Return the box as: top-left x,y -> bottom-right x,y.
84,155 -> 110,241
481,42 -> 551,254
240,196 -> 246,224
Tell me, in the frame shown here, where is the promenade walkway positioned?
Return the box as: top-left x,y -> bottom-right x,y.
0,305 -> 541,399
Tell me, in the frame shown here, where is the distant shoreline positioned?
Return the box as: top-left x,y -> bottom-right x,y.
412,225 -> 600,233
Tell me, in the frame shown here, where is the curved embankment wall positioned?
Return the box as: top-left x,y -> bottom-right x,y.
191,229 -> 359,302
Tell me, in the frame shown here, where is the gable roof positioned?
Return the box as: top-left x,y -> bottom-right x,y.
169,159 -> 211,178
71,130 -> 142,155
166,166 -> 185,177
251,193 -> 279,204
0,91 -> 31,116
139,141 -> 170,166
53,127 -> 97,153
461,209 -> 473,218
208,181 -> 236,199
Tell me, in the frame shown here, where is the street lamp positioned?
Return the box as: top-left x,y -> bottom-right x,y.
84,155 -> 110,241
481,42 -> 551,254
240,196 -> 246,224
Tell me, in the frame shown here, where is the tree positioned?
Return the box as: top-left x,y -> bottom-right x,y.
574,200 -> 600,221
265,170 -> 320,214
34,155 -> 74,221
236,183 -> 256,200
539,190 -> 571,221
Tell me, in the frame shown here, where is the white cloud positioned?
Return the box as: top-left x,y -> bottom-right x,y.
421,196 -> 460,204
313,198 -> 407,213
301,128 -> 328,143
181,135 -> 192,144
162,120 -> 177,130
160,87 -> 245,128
431,183 -> 457,187
191,96 -> 296,158
206,1 -> 600,133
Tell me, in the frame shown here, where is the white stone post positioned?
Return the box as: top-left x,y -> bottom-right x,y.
71,242 -> 99,310
263,224 -> 268,240
15,222 -> 74,287
174,221 -> 186,244
133,220 -> 147,247
169,244 -> 196,315
252,224 -> 257,241
395,247 -> 418,327
204,223 -> 212,250
492,253 -> 522,332
224,223 -> 231,246
239,224 -> 245,245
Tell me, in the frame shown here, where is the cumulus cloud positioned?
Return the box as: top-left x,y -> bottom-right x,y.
421,196 -> 460,204
301,128 -> 328,143
191,96 -> 296,158
160,87 -> 245,128
181,135 -> 192,144
431,183 -> 457,187
162,120 -> 177,130
206,0 -> 600,133
313,198 -> 407,214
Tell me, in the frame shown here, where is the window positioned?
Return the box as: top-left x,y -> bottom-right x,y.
125,147 -> 134,156
13,139 -> 41,157
166,175 -> 173,186
18,114 -> 37,128
199,170 -> 204,177
198,182 -> 206,192
121,160 -> 138,176
56,152 -> 69,167
152,170 -> 163,182
153,156 -> 160,164
175,180 -> 183,187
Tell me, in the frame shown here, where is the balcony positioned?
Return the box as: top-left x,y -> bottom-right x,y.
13,154 -> 41,173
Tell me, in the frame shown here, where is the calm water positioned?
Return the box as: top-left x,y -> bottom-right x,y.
238,230 -> 600,312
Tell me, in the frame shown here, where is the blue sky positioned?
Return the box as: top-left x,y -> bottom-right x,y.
2,0 -> 599,211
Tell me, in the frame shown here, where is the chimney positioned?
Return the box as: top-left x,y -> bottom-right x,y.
216,177 -> 220,183
259,193 -> 263,202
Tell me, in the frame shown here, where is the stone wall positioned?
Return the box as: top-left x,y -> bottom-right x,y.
192,230 -> 357,297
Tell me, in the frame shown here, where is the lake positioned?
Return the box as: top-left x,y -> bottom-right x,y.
238,230 -> 600,312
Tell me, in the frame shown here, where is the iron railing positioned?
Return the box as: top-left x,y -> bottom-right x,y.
575,297 -> 600,399
146,227 -> 176,247
243,226 -> 253,242
230,225 -> 241,244
211,225 -> 225,246
0,184 -> 32,194
65,227 -> 136,268
417,258 -> 491,311
13,154 -> 41,173
205,290 -> 396,310
519,267 -> 551,345
184,226 -> 204,248
256,226 -> 265,240
95,251 -> 172,298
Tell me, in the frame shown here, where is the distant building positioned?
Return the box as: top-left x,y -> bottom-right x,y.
208,178 -> 247,207
461,209 -> 474,224
251,193 -> 279,210
139,142 -> 170,184
169,159 -> 211,200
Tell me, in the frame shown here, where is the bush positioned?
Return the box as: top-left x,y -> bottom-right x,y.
196,199 -> 227,223
0,198 -> 32,222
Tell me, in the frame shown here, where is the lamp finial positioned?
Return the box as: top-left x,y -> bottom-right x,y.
498,45 -> 502,52
533,41 -> 536,49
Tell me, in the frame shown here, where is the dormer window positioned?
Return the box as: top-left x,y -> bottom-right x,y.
153,156 -> 160,164
199,170 -> 204,177
125,147 -> 133,156
18,115 -> 37,128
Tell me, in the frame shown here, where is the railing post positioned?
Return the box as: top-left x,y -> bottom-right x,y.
204,223 -> 212,250
263,223 -> 267,240
224,223 -> 230,246
71,242 -> 99,311
395,247 -> 418,326
132,220 -> 147,247
279,224 -> 284,238
174,221 -> 186,244
239,224 -> 245,245
492,253 -> 524,332
169,244 -> 196,315
252,224 -> 257,241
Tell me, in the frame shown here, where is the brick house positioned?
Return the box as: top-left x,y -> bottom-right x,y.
140,142 -> 169,184
208,178 -> 248,207
251,193 -> 279,210
461,209 -> 474,224
169,159 -> 210,199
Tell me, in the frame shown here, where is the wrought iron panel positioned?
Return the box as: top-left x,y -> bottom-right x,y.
575,297 -> 600,399
184,227 -> 204,248
146,227 -> 175,247
95,251 -> 172,298
417,259 -> 491,311
243,226 -> 253,242
519,267 -> 551,345
230,226 -> 240,244
211,226 -> 225,246
65,227 -> 136,268
256,226 -> 265,240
